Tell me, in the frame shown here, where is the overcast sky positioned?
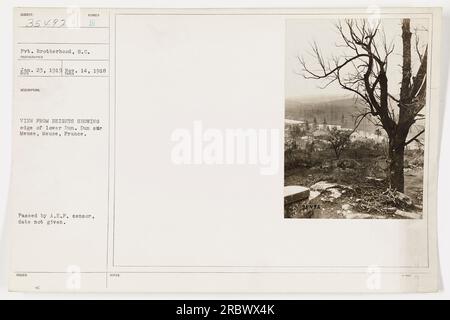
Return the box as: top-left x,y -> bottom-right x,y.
285,18 -> 430,100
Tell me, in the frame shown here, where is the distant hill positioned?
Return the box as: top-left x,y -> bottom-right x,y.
285,96 -> 378,133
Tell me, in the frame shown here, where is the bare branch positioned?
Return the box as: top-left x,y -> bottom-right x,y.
403,129 -> 425,147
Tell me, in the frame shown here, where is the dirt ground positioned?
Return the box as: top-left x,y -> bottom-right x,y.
285,158 -> 423,219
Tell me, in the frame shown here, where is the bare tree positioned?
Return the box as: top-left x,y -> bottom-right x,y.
324,115 -> 366,160
325,127 -> 351,160
299,18 -> 427,192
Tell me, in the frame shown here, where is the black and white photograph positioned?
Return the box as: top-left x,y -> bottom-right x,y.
284,18 -> 429,219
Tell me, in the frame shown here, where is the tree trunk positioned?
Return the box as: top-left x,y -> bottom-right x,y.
387,137 -> 405,193
334,149 -> 341,160
400,19 -> 412,103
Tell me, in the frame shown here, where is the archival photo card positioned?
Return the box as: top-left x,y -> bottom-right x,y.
8,7 -> 441,293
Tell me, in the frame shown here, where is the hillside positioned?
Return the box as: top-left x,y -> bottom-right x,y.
285,96 -> 425,142
285,96 -> 378,132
